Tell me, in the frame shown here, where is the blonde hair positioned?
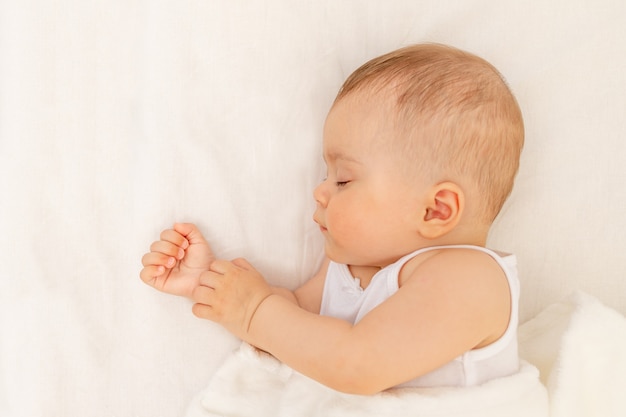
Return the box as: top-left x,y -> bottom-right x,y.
336,44 -> 524,223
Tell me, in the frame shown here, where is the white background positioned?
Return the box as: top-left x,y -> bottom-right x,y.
1,1 -> 625,416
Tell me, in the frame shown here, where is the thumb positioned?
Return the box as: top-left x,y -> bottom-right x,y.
173,223 -> 207,245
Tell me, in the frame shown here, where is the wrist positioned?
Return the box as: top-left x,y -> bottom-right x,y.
245,292 -> 275,334
245,292 -> 291,351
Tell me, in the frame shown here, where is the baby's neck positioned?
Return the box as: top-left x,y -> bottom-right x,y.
434,223 -> 490,247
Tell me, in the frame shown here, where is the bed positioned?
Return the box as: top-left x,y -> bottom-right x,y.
1,1 -> 625,416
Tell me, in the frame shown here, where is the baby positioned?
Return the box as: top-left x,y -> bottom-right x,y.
140,43 -> 524,395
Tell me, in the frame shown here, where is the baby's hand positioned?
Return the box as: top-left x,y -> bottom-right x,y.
140,223 -> 214,298
191,258 -> 273,339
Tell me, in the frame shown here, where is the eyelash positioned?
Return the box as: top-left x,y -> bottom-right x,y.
321,177 -> 349,188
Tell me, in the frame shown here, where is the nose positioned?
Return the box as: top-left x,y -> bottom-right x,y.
313,179 -> 329,208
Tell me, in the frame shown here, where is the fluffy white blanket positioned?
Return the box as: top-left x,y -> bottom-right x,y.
185,344 -> 547,417
185,292 -> 626,417
519,291 -> 626,417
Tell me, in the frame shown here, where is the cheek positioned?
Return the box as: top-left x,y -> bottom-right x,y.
326,195 -> 358,234
326,193 -> 375,239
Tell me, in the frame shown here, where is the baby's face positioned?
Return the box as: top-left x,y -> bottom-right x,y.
313,93 -> 430,268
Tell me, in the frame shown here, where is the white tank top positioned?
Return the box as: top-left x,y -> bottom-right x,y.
319,245 -> 520,388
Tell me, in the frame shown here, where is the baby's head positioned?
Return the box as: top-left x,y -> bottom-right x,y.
334,44 -> 524,225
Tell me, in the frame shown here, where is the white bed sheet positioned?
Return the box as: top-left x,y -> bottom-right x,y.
1,1 -> 625,416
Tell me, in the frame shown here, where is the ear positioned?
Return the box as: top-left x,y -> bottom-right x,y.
420,182 -> 464,240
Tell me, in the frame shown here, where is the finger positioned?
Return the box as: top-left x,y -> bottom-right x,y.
149,240 -> 185,260
209,259 -> 237,275
160,228 -> 190,250
173,223 -> 206,246
141,252 -> 177,269
231,257 -> 253,270
191,284 -> 214,304
192,303 -> 215,320
199,270 -> 221,288
139,265 -> 166,283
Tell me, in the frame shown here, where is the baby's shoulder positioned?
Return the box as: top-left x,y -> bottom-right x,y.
398,247 -> 507,289
397,247 -> 513,351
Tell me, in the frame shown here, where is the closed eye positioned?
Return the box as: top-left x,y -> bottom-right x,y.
336,181 -> 350,187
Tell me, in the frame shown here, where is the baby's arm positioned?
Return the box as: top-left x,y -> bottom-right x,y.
193,249 -> 510,395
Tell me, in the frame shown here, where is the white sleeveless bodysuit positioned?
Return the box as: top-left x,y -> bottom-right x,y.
319,245 -> 520,388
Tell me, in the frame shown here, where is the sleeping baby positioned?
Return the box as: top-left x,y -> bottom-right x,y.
140,43 -> 526,395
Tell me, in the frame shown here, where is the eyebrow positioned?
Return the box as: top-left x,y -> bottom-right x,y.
323,150 -> 362,164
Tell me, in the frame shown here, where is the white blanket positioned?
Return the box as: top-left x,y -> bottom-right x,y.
185,344 -> 547,417
184,292 -> 626,417
519,292 -> 626,417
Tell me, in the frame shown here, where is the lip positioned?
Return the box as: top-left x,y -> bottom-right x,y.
313,215 -> 327,232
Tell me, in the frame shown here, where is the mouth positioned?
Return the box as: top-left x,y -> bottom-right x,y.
313,216 -> 328,232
